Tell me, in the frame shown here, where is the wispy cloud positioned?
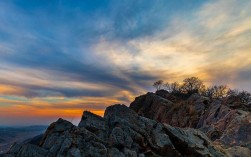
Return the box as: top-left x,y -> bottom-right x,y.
93,0 -> 251,86
0,0 -> 250,125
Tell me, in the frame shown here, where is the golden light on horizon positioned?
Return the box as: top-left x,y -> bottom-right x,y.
0,0 -> 251,125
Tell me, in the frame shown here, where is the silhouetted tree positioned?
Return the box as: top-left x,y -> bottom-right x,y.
239,91 -> 251,103
203,85 -> 228,99
227,89 -> 251,104
227,89 -> 239,97
181,77 -> 205,95
213,85 -> 228,98
153,80 -> 164,91
170,82 -> 181,94
201,87 -> 214,98
153,77 -> 251,102
164,82 -> 171,92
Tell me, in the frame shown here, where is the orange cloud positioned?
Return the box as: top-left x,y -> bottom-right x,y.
0,84 -> 24,95
0,94 -> 130,125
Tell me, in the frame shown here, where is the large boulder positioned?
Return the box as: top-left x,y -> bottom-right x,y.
163,125 -> 224,157
104,104 -> 181,156
130,92 -> 208,128
78,111 -> 107,140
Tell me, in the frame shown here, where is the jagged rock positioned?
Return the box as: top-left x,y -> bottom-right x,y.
3,143 -> 48,157
4,89 -> 249,157
164,125 -> 224,157
78,111 -> 106,131
155,90 -> 177,102
130,92 -> 174,123
104,104 -> 181,156
109,126 -> 133,148
78,111 -> 107,139
130,92 -> 251,150
41,118 -> 107,157
108,148 -> 125,157
3,104 -> 227,157
130,92 -> 208,128
198,101 -> 251,148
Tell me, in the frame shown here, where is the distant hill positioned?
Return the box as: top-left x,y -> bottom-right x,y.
0,125 -> 47,154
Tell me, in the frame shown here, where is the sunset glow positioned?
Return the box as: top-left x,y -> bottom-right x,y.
0,0 -> 251,125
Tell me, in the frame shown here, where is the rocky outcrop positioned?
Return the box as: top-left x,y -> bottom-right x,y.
130,92 -> 209,128
197,102 -> 251,148
2,90 -> 250,157
3,104 -> 233,157
3,143 -> 48,157
130,90 -> 251,151
222,95 -> 251,111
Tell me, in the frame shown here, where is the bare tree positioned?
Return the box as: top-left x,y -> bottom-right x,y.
202,85 -> 228,99
181,77 -> 205,95
152,77 -> 251,102
164,82 -> 171,92
227,89 -> 239,97
170,82 -> 181,94
153,80 -> 164,91
238,91 -> 251,103
202,87 -> 214,98
213,85 -> 228,98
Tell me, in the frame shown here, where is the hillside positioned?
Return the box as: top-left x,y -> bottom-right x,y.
0,126 -> 47,154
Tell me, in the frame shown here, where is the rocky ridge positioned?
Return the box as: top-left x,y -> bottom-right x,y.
130,90 -> 251,150
2,90 -> 251,157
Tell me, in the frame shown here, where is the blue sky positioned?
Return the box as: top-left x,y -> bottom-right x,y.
0,0 -> 251,125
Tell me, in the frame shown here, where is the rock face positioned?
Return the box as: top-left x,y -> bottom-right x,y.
3,104 -> 232,157
130,90 -> 251,151
197,101 -> 251,148
130,92 -> 209,128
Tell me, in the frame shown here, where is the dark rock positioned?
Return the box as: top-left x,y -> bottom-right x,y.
198,102 -> 251,148
22,134 -> 44,146
223,95 -> 251,111
164,125 -> 224,157
78,111 -> 107,139
104,104 -> 181,156
3,143 -> 48,157
130,93 -> 207,128
3,104 -> 227,157
155,90 -> 177,102
130,92 -> 251,150
130,93 -> 174,123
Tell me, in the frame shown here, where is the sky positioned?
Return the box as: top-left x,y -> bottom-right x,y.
0,0 -> 251,126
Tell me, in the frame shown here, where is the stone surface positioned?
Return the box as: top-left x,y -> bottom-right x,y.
2,104 -> 227,157
197,102 -> 251,148
130,91 -> 251,150
130,92 -> 208,128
